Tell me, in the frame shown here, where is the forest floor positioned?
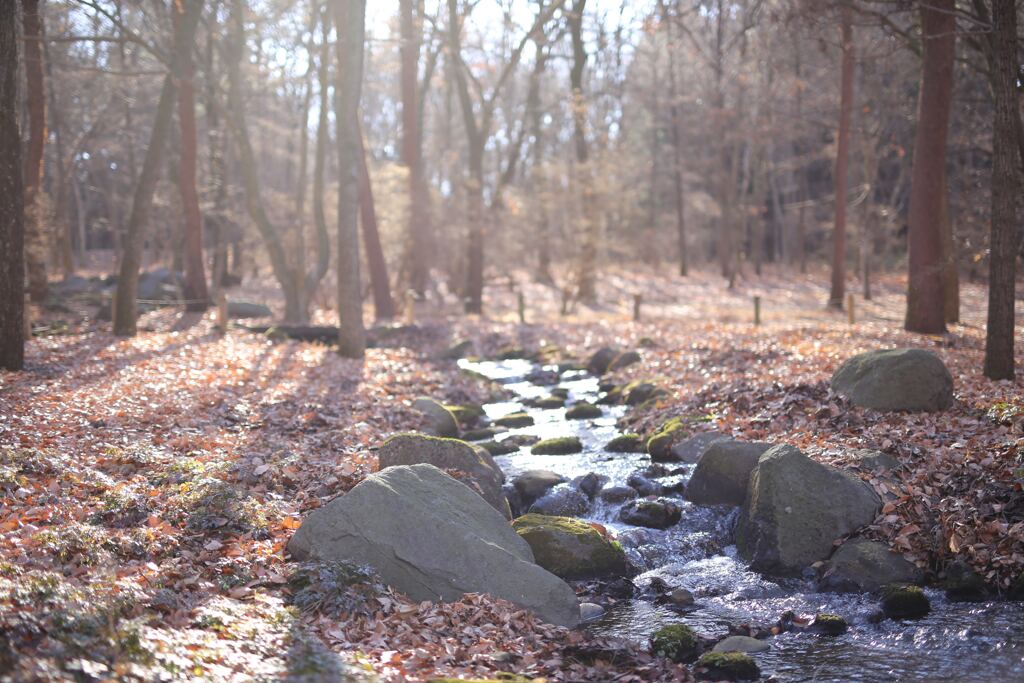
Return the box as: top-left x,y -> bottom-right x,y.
2,266 -> 1023,681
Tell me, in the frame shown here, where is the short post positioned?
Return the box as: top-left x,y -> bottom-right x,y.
404,289 -> 415,325
846,293 -> 855,325
517,290 -> 526,324
633,293 -> 642,322
23,293 -> 32,340
216,292 -> 229,334
753,296 -> 762,326
110,288 -> 118,331
560,288 -> 571,317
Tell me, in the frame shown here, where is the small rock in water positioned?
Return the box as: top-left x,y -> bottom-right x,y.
881,584 -> 931,620
810,613 -> 848,636
695,652 -> 760,681
626,473 -> 662,497
670,588 -> 695,606
650,624 -> 701,663
532,436 -> 583,455
513,470 -> 566,504
670,431 -> 729,464
587,347 -> 620,375
712,636 -> 769,654
599,485 -> 638,504
565,402 -> 603,420
494,412 -> 535,428
579,602 -> 605,621
605,433 -> 645,453
619,498 -> 682,529
572,472 -> 608,499
412,397 -> 460,438
943,559 -> 990,602
529,484 -> 590,517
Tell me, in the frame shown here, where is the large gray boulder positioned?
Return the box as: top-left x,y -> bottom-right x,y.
820,538 -> 924,592
377,433 -> 509,519
736,445 -> 881,575
412,397 -> 460,438
684,440 -> 771,506
287,464 -> 579,626
830,348 -> 954,412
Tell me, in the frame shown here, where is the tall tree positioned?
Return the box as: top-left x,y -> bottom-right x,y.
334,0 -> 367,357
983,0 -> 1018,379
446,0 -> 566,314
569,0 -> 599,303
175,0 -> 209,312
659,0 -> 688,277
905,0 -> 954,334
114,0 -> 204,336
22,0 -> 48,303
357,124 -> 396,320
400,0 -> 433,297
828,2 -> 854,309
1,0 -> 24,370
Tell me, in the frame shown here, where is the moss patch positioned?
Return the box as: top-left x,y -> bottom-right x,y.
646,418 -> 689,461
513,514 -> 628,579
565,402 -> 603,420
494,412 -> 535,428
605,434 -> 645,453
531,437 -> 583,455
445,403 -> 484,426
695,652 -> 760,681
811,613 -> 848,635
532,396 -> 566,409
881,584 -> 931,619
480,440 -> 519,456
650,624 -> 700,663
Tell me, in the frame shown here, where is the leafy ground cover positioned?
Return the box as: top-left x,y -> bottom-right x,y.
2,267 -> 1022,681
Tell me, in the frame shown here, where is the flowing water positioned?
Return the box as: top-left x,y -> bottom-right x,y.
459,357 -> 1024,682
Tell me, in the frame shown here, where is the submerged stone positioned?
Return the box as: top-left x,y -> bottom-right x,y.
881,584 -> 931,620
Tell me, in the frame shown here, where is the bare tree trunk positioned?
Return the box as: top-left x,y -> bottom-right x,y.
828,3 -> 854,309
22,0 -> 48,303
306,2 -> 331,303
941,192 -> 959,323
570,0 -> 598,304
357,124 -> 395,320
660,0 -> 687,276
175,0 -> 209,312
226,0 -> 305,322
204,31 -> 228,292
905,0 -> 954,333
333,0 -> 367,357
114,1 -> 204,336
401,0 -> 432,296
984,0 -> 1018,380
1,2 -> 24,370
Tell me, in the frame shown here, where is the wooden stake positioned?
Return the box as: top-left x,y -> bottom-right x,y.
847,292 -> 855,325
633,293 -> 643,322
517,290 -> 526,324
23,293 -> 32,341
404,289 -> 415,325
754,296 -> 762,326
217,292 -> 228,334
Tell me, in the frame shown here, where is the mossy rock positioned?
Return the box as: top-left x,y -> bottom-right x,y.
494,412 -> 535,428
695,652 -> 760,681
650,624 -> 700,663
513,514 -> 628,579
462,427 -> 500,442
480,440 -> 519,456
496,346 -> 532,360
605,434 -> 645,453
445,403 -> 485,426
881,584 -> 931,619
647,418 -> 688,462
532,437 -> 583,455
550,387 -> 570,399
565,402 -> 603,420
533,396 -> 566,409
943,559 -> 989,601
811,613 -> 848,635
623,380 -> 667,406
609,350 -> 642,371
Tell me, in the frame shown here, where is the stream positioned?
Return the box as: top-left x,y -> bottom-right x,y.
458,357 -> 1024,682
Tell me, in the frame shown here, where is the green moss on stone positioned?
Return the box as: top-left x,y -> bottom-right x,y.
605,434 -> 645,453
881,584 -> 931,619
811,613 -> 848,635
461,427 -> 499,442
445,403 -> 484,426
565,402 -> 603,420
531,437 -> 583,455
494,412 -> 535,428
650,623 -> 700,663
480,440 -> 519,456
695,652 -> 760,681
533,395 -> 567,409
646,418 -> 688,461
512,513 -> 627,579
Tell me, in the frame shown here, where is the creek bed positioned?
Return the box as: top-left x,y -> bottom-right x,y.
459,357 -> 1024,682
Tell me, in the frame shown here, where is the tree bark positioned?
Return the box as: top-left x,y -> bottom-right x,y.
905,0 -> 954,334
828,3 -> 854,309
0,2 -> 24,370
306,2 -> 331,305
114,1 -> 203,336
660,0 -> 687,277
174,0 -> 209,312
333,0 -> 367,357
204,30 -> 229,292
357,123 -> 396,320
570,0 -> 599,304
984,0 -> 1018,380
401,0 -> 432,296
22,0 -> 49,303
